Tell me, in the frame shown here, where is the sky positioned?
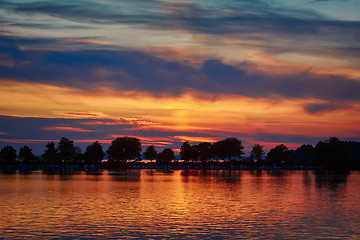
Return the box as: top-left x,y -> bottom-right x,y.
0,0 -> 360,156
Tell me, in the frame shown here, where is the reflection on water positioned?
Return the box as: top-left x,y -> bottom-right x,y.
314,170 -> 349,191
0,170 -> 359,239
108,170 -> 141,181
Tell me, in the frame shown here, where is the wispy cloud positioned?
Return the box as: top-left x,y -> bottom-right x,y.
43,126 -> 94,132
2,0 -> 359,56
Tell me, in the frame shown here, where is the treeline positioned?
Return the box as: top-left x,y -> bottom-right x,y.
0,137 -> 105,166
180,137 -> 360,169
0,136 -> 359,169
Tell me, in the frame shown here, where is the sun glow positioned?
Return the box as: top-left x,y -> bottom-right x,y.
1,80 -> 359,149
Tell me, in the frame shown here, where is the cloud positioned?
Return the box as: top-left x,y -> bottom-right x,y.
2,0 -> 360,57
0,138 -> 50,144
0,0 -> 166,26
1,35 -> 360,102
43,126 -> 94,132
304,102 -> 350,114
0,115 -> 128,140
173,136 -> 219,143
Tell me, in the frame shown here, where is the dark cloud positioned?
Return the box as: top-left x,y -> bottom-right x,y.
0,115 -> 127,140
1,35 -> 360,101
304,102 -> 350,114
202,60 -> 246,85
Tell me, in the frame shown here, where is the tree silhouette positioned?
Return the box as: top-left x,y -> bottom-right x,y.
190,144 -> 199,162
266,144 -> 289,164
344,141 -> 360,169
157,148 -> 174,164
42,142 -> 60,164
293,144 -> 314,163
180,141 -> 192,163
19,146 -> 37,164
73,146 -> 84,163
107,137 -> 141,162
143,145 -> 157,163
84,141 -> 105,165
197,142 -> 213,163
0,146 -> 17,164
250,144 -> 265,162
1,135 -> 357,169
58,137 -> 76,163
214,137 -> 244,161
314,137 -> 350,168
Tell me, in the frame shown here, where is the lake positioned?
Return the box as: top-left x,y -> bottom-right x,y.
0,169 -> 359,239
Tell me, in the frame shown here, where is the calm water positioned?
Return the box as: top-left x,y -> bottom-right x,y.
0,169 -> 360,239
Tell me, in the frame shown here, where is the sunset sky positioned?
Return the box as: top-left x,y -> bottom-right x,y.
1,0 -> 360,155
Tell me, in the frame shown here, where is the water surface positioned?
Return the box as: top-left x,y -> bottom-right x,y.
0,170 -> 359,239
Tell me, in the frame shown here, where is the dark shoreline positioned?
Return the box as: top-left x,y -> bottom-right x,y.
0,162 -> 334,172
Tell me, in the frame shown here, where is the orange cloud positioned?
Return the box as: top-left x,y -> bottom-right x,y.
173,136 -> 219,143
44,127 -> 94,132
